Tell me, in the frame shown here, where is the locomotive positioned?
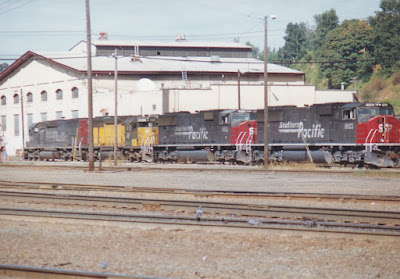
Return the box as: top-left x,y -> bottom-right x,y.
24,102 -> 400,168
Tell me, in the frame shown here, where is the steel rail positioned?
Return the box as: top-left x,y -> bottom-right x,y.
1,191 -> 400,226
0,264 -> 163,279
0,207 -> 399,238
1,180 -> 400,204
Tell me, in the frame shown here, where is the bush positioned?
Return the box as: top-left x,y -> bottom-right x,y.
391,70 -> 400,86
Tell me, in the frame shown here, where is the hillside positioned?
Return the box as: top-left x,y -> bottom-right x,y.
359,69 -> 400,115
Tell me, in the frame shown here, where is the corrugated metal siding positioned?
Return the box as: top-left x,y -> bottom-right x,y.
96,46 -> 252,58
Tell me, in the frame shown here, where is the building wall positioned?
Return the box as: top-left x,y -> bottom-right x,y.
0,59 -> 86,156
315,90 -> 357,103
165,85 -> 319,112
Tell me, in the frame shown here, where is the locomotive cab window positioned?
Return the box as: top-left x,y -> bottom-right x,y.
342,108 -> 356,120
357,106 -> 394,123
219,114 -> 231,125
231,113 -> 250,127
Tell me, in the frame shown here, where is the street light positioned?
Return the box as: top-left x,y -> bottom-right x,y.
264,15 -> 277,168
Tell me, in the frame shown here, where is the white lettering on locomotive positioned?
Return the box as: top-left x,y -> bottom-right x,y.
378,123 -> 392,133
278,121 -> 325,139
174,126 -> 209,140
344,123 -> 354,130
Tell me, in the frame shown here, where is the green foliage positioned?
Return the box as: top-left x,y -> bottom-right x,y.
360,69 -> 400,114
319,19 -> 374,88
246,42 -> 261,59
370,0 -> 400,75
248,0 -> 400,102
0,63 -> 8,73
313,9 -> 339,53
280,22 -> 311,61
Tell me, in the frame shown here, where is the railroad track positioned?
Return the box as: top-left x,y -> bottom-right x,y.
1,206 -> 400,238
0,264 -> 155,279
1,190 -> 400,233
1,180 -> 400,204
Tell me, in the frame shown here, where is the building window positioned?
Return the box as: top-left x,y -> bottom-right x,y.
72,87 -> 79,98
13,94 -> 19,104
56,89 -> 63,100
27,113 -> 33,128
27,92 -> 33,103
41,91 -> 47,101
14,114 -> 19,136
71,110 -> 79,119
41,112 -> 47,121
56,111 -> 63,119
1,96 -> 5,105
1,115 -> 6,131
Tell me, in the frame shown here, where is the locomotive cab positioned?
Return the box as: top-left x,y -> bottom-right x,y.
125,116 -> 159,147
124,116 -> 158,162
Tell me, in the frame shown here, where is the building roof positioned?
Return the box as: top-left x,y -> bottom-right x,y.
0,50 -> 303,83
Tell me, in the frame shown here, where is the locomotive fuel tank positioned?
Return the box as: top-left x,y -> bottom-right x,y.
282,149 -> 333,164
176,150 -> 214,162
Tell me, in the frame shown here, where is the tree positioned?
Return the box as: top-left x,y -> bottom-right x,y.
319,20 -> 374,88
370,0 -> 400,74
0,63 -> 8,73
313,9 -> 339,53
280,22 -> 311,62
246,41 -> 260,59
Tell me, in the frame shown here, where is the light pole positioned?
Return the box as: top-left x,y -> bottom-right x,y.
263,15 -> 276,168
114,49 -> 118,166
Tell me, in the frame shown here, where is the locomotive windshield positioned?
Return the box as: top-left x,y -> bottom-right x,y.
231,112 -> 250,127
357,106 -> 394,123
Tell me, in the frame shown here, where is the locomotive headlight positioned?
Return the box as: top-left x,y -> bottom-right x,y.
34,128 -> 39,133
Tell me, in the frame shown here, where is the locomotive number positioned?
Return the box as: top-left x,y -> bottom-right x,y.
344,123 -> 354,130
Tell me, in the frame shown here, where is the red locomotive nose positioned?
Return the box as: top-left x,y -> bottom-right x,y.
357,115 -> 400,144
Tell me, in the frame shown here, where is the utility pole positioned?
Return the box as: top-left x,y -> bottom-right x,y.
263,16 -> 269,168
263,15 -> 277,169
114,49 -> 118,166
85,0 -> 94,171
237,70 -> 241,110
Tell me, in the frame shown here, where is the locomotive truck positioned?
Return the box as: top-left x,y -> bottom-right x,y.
24,102 -> 400,168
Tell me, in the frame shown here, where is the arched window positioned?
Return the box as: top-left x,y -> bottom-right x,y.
56,89 -> 63,100
13,94 -> 19,104
0,96 -> 6,105
27,92 -> 33,103
41,91 -> 47,101
72,87 -> 79,98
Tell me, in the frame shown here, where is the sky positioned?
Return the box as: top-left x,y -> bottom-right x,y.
0,0 -> 382,64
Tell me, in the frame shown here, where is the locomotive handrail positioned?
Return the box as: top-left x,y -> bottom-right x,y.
365,129 -> 378,145
245,132 -> 253,154
365,129 -> 379,154
235,132 -> 246,151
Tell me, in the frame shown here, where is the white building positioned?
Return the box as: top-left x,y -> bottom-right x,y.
0,39 -> 356,156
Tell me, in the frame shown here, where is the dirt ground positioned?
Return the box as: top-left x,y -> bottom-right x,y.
1,163 -> 400,278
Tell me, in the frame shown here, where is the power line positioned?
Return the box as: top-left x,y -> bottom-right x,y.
0,0 -> 36,16
0,0 -> 15,10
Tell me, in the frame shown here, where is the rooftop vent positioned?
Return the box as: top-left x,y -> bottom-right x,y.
99,32 -> 108,40
176,34 -> 186,41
